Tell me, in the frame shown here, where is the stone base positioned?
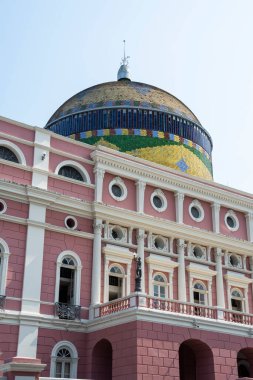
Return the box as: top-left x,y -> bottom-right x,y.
0,357 -> 46,380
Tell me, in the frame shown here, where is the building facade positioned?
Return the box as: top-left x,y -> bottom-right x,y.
0,61 -> 253,380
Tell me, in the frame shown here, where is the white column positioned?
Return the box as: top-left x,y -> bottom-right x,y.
128,227 -> 133,244
170,274 -> 174,299
246,213 -> 253,242
169,237 -> 174,253
215,248 -> 225,310
103,258 -> 109,303
189,275 -> 193,303
18,203 -> 46,358
175,192 -> 184,224
126,263 -> 131,295
137,229 -> 145,293
91,219 -> 103,305
208,282 -> 212,306
177,239 -> 186,302
136,180 -> 146,213
94,167 -> 105,203
211,203 -> 220,233
32,129 -> 50,190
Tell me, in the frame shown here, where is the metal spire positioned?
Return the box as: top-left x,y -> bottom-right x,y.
117,40 -> 131,81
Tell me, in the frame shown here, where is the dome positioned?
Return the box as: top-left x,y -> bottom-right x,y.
45,80 -> 213,180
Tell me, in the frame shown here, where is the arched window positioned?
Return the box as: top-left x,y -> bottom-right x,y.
50,341 -> 78,378
55,251 -> 82,319
109,264 -> 125,301
231,289 -> 244,312
153,273 -> 167,298
0,239 -> 10,297
55,160 -> 90,183
58,166 -> 84,182
0,140 -> 26,165
0,146 -> 19,163
193,282 -> 207,305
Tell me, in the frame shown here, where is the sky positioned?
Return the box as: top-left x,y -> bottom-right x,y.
1,0 -> 253,193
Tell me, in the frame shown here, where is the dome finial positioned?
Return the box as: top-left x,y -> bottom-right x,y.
117,40 -> 131,81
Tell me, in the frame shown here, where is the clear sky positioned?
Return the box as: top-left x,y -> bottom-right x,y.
1,0 -> 253,193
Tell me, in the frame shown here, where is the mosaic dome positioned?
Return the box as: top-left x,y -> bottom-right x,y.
45,75 -> 213,180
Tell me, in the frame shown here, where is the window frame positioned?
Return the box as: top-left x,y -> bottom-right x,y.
189,200 -> 205,222
225,210 -> 239,232
192,281 -> 207,305
54,251 -> 82,307
109,177 -> 128,202
152,272 -> 168,299
0,238 -> 10,295
50,341 -> 78,378
55,160 -> 90,184
0,139 -> 26,165
150,189 -> 167,213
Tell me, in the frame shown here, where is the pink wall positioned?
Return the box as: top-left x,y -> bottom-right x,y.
0,324 -> 19,362
0,120 -> 35,142
40,230 -> 93,313
144,185 -> 176,221
46,209 -> 93,233
3,199 -> 29,219
220,207 -> 247,240
47,177 -> 94,201
0,221 -> 26,300
103,173 -> 136,211
0,164 -> 32,186
50,136 -> 93,161
184,196 -> 213,231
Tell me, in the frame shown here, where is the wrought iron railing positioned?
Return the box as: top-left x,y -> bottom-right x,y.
0,295 -> 6,310
55,302 -> 81,320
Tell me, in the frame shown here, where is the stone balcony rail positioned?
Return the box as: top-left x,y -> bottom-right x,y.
94,294 -> 253,327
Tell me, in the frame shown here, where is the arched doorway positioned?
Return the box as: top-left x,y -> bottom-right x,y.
179,339 -> 215,380
237,348 -> 253,377
91,339 -> 112,380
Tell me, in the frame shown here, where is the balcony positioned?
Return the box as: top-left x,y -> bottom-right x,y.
93,294 -> 253,327
55,302 -> 81,320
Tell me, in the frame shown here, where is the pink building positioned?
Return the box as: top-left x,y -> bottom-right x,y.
0,60 -> 253,380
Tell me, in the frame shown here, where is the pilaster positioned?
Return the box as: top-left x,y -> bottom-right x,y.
211,202 -> 220,233
136,180 -> 146,213
32,129 -> 50,189
215,248 -> 225,311
91,219 -> 103,305
94,166 -> 105,203
177,239 -> 186,302
137,229 -> 146,293
175,192 -> 184,224
246,212 -> 253,242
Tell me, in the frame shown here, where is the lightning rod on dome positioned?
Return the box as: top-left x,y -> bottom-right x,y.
117,40 -> 131,81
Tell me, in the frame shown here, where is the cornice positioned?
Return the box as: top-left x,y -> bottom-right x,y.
91,149 -> 253,211
93,203 -> 253,255
1,306 -> 253,339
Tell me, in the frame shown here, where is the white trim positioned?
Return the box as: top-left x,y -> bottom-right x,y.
55,160 -> 91,184
0,139 -> 26,165
152,272 -> 169,298
0,238 -> 10,295
54,251 -> 82,306
150,189 -> 167,212
64,216 -> 78,230
0,199 -> 7,214
109,177 -> 128,201
189,199 -> 205,222
50,341 -> 78,378
225,210 -> 239,232
108,225 -> 127,243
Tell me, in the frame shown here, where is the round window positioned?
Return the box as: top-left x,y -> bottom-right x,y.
225,211 -> 239,231
154,237 -> 165,250
111,184 -> 122,198
227,216 -> 235,229
193,246 -> 203,259
153,196 -> 163,209
151,190 -> 167,212
189,201 -> 204,222
191,206 -> 200,219
229,254 -> 240,267
65,216 -> 77,230
111,227 -> 123,241
109,178 -> 127,201
0,200 -> 7,214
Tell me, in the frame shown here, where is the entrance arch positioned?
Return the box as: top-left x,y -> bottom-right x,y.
91,339 -> 112,380
179,339 -> 215,380
237,348 -> 253,378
